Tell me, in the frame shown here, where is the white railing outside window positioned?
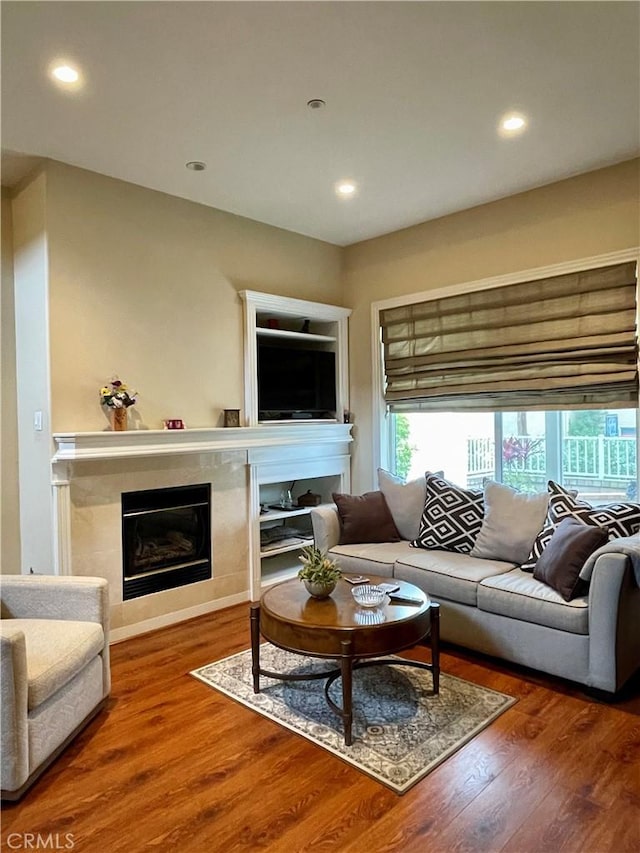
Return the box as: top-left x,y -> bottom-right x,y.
467,436 -> 637,485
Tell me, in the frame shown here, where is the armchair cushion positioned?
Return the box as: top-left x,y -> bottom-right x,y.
7,619 -> 105,710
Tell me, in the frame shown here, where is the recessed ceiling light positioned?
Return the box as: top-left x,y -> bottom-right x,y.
307,99 -> 326,110
53,65 -> 78,83
185,161 -> 207,171
50,63 -> 80,85
499,112 -> 528,136
335,181 -> 357,198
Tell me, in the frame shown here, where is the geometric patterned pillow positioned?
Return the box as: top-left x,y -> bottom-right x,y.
549,495 -> 640,539
411,473 -> 484,554
520,480 -> 640,571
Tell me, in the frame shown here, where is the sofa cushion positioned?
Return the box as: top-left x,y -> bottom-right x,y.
332,491 -> 400,545
471,481 -> 549,564
478,568 -> 589,634
412,474 -> 484,554
395,549 -> 516,606
533,517 -> 608,601
328,541 -> 411,577
10,618 -> 105,710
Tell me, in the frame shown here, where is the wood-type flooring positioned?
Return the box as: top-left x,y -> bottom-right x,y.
2,603 -> 638,853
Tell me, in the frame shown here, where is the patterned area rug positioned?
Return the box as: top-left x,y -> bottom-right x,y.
191,644 -> 516,794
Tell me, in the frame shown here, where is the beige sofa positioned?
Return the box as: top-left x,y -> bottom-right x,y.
311,502 -> 640,696
1,575 -> 111,800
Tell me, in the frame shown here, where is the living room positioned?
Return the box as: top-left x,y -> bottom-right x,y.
2,2 -> 639,850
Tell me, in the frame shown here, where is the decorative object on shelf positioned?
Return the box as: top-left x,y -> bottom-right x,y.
300,318 -> 310,333
343,410 -> 353,424
267,318 -> 280,329
297,544 -> 341,599
163,419 -> 185,430
279,489 -> 293,509
224,408 -> 241,428
297,490 -> 322,507
112,407 -> 127,431
100,376 -> 137,432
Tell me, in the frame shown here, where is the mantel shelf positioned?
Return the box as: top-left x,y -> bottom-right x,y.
256,328 -> 337,342
52,423 -> 353,463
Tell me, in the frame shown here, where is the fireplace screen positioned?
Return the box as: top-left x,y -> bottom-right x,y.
122,483 -> 211,600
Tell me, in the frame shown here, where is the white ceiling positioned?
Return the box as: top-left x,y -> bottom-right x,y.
2,1 -> 639,246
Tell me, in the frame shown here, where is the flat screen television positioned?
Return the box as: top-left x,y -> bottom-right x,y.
258,342 -> 336,420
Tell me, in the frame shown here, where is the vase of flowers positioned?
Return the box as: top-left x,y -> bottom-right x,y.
100,377 -> 137,431
298,545 -> 342,599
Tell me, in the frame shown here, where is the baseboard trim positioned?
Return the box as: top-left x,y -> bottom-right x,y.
109,590 -> 250,644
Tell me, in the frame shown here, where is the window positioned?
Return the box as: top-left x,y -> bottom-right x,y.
390,409 -> 638,501
377,254 -> 638,500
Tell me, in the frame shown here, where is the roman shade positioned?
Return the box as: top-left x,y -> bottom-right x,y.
381,261 -> 638,412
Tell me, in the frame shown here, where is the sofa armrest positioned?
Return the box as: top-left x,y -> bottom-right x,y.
310,504 -> 341,552
0,624 -> 29,792
587,552 -> 640,693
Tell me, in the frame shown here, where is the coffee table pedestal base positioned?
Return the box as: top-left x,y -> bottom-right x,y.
250,599 -> 440,747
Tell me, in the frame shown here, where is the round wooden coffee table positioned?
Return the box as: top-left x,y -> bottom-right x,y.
250,574 -> 439,745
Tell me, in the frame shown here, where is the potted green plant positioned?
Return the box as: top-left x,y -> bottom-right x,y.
298,545 -> 342,599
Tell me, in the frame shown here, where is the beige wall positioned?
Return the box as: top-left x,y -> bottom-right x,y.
43,161 -> 344,431
343,158 -> 640,492
1,189 -> 21,572
11,171 -> 54,574
5,157 -> 639,582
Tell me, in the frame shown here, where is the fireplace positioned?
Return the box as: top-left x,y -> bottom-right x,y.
122,483 -> 212,600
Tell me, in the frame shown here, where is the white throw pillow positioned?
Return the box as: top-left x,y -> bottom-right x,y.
377,468 -> 427,541
471,480 -> 549,565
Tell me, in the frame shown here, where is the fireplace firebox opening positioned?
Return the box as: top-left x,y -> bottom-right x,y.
122,483 -> 212,601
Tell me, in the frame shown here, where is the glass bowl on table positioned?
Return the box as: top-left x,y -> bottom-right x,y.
351,584 -> 387,609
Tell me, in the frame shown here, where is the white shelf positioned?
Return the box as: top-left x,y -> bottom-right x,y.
259,507 -> 311,523
256,327 -> 336,343
260,537 -> 313,558
260,561 -> 301,588
258,419 -> 338,425
52,423 -> 352,462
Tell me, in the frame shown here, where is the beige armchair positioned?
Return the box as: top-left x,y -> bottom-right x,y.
1,575 -> 110,800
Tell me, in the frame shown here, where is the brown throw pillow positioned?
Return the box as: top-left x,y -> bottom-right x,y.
332,491 -> 400,545
533,517 -> 608,601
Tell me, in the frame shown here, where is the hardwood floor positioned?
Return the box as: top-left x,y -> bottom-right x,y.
2,603 -> 639,853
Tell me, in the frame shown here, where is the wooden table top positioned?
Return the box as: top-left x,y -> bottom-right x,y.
258,574 -> 432,658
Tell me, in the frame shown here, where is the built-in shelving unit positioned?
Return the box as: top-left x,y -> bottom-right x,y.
247,425 -> 352,597
239,290 -> 350,427
240,291 -> 352,597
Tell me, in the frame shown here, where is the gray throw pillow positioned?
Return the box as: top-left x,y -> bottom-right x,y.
534,517 -> 608,601
471,480 -> 549,565
377,468 -> 427,541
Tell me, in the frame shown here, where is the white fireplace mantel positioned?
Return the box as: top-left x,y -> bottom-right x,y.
52,423 -> 353,462
49,422 -> 353,636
